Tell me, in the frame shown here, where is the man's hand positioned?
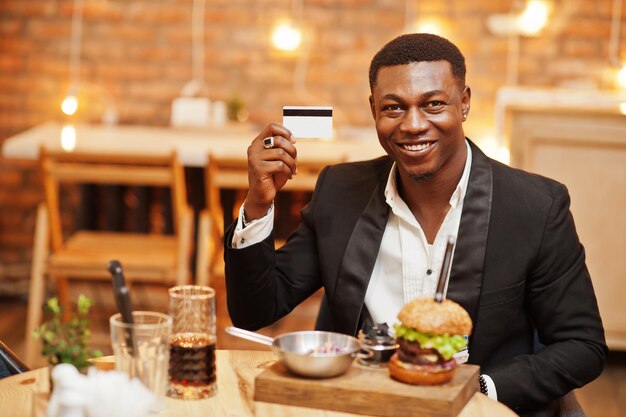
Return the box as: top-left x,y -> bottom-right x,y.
244,123 -> 297,221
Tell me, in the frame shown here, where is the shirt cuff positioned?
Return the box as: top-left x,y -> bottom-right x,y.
231,203 -> 274,249
481,374 -> 498,401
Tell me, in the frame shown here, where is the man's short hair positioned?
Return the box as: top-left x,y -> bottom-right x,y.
369,33 -> 466,90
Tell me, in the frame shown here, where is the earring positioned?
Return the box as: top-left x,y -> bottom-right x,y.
463,113 -> 468,120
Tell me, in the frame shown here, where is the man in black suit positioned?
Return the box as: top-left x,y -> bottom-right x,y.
224,33 -> 606,416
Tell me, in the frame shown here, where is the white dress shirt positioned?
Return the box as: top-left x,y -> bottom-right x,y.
230,140 -> 497,399
364,141 -> 471,326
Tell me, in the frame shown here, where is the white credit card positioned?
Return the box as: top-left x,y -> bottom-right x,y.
283,106 -> 333,139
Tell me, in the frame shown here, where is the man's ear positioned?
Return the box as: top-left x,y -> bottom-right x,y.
461,85 -> 471,117
369,95 -> 376,120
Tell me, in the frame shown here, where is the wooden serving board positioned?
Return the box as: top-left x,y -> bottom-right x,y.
254,362 -> 480,417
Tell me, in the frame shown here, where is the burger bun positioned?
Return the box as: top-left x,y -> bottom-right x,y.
388,353 -> 456,385
397,298 -> 472,336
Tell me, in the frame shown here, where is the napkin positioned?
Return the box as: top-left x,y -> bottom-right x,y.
47,364 -> 157,417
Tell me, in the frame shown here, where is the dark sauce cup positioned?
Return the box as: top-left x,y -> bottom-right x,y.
357,331 -> 398,368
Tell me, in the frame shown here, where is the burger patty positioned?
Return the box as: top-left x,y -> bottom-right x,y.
397,338 -> 446,365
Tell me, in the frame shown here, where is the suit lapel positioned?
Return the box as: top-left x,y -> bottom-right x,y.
331,145 -> 493,336
332,165 -> 390,335
447,141 -> 493,327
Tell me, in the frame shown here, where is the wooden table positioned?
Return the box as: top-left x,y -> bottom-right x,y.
0,350 -> 518,417
1,122 -> 384,167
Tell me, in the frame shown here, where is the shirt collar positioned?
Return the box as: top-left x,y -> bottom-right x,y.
384,140 -> 472,211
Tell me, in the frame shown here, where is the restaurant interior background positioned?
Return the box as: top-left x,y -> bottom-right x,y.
0,0 -> 625,415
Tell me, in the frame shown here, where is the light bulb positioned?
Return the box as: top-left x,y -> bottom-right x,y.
61,95 -> 78,115
414,20 -> 443,36
518,0 -> 550,36
272,22 -> 302,51
617,65 -> 626,88
61,124 -> 76,152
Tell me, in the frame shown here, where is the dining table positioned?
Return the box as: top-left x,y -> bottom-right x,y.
0,350 -> 518,417
1,121 -> 385,168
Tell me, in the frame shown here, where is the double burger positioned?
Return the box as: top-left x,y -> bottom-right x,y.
389,297 -> 472,385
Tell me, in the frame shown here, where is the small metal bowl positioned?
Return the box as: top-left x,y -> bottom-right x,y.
272,331 -> 362,378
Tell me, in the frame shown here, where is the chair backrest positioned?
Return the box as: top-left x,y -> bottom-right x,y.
204,156 -> 247,239
204,153 -> 345,236
196,152 -> 346,284
39,148 -> 187,251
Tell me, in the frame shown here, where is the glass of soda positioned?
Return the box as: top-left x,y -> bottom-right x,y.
167,285 -> 217,399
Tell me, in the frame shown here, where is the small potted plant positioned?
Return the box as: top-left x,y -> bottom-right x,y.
33,294 -> 102,372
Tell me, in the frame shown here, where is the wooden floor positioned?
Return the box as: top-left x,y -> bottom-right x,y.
0,276 -> 624,417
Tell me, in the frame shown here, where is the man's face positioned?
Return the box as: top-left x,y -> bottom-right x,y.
369,61 -> 470,184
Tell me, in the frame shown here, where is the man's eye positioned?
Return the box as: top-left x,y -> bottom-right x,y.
383,104 -> 402,112
425,101 -> 446,109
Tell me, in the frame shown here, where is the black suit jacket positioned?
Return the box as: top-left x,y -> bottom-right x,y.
225,141 -> 607,415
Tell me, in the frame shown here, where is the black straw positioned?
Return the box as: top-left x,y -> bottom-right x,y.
434,236 -> 456,303
107,259 -> 136,356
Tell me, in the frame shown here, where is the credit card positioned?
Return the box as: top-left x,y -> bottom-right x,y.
283,106 -> 333,139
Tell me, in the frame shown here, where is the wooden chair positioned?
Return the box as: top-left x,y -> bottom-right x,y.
25,148 -> 193,365
195,153 -> 345,286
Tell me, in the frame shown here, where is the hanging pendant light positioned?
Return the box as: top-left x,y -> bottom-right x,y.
272,20 -> 303,52
61,94 -> 78,116
486,0 -> 551,37
271,0 -> 304,52
517,0 -> 550,36
62,0 -> 84,115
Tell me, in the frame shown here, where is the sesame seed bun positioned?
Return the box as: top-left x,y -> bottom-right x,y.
397,297 -> 472,336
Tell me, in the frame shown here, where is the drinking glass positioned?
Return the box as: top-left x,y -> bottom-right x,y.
110,311 -> 172,410
167,285 -> 217,399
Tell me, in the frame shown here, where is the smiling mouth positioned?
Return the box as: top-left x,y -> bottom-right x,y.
399,141 -> 434,152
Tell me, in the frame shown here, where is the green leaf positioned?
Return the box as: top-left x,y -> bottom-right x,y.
394,324 -> 468,360
37,295 -> 98,368
46,297 -> 61,314
77,294 -> 92,315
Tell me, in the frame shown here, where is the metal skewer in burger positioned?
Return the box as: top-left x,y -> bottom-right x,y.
388,236 -> 472,385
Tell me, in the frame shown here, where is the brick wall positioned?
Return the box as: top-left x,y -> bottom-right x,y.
1,0 -> 625,284
0,157 -> 40,293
